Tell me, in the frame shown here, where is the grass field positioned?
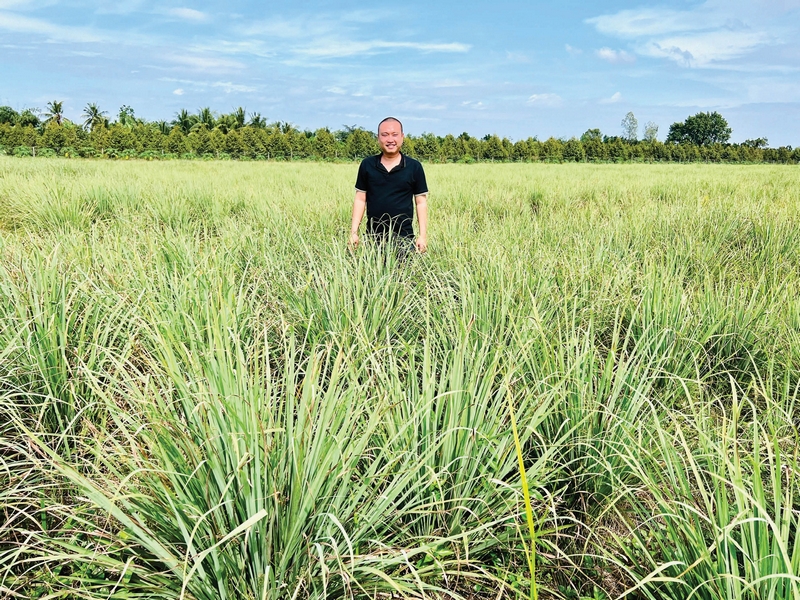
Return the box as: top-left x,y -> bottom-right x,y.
1,156 -> 799,599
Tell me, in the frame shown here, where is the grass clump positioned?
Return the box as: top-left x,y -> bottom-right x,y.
1,157 -> 799,599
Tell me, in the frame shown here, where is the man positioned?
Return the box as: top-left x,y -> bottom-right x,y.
349,117 -> 428,255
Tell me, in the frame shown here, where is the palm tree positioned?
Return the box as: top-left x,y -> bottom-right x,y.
154,120 -> 170,135
172,109 -> 195,134
215,113 -> 235,134
82,103 -> 107,131
248,112 -> 266,129
232,107 -> 246,129
198,107 -> 215,129
279,121 -> 297,135
43,100 -> 64,125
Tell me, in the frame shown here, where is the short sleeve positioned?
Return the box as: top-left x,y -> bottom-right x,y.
355,160 -> 367,192
412,162 -> 428,196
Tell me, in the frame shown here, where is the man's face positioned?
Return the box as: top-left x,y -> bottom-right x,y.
378,120 -> 404,156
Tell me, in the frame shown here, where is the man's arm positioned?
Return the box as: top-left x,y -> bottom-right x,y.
415,194 -> 428,253
349,190 -> 367,247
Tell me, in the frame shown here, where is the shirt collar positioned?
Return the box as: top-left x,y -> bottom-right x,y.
376,152 -> 406,170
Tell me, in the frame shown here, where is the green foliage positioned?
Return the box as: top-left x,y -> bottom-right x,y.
0,105 -> 794,164
81,103 -> 108,131
43,100 -> 64,126
562,138 -> 585,162
1,160 -> 800,599
0,105 -> 19,125
667,111 -> 732,146
343,127 -> 377,159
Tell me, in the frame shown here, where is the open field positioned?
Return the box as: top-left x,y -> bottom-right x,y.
1,157 -> 799,599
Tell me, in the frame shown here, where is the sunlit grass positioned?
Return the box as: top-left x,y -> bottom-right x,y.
1,156 -> 799,599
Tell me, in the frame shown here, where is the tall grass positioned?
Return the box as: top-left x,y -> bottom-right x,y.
1,157 -> 799,598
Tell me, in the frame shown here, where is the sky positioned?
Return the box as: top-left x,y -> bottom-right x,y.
1,0 -> 799,145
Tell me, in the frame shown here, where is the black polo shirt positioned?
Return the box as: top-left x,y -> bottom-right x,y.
355,153 -> 428,239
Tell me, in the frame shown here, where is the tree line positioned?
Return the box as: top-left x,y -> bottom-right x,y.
0,102 -> 797,164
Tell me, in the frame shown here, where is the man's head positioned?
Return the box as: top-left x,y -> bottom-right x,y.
378,117 -> 404,157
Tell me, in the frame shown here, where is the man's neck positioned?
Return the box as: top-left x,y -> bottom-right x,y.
381,152 -> 402,167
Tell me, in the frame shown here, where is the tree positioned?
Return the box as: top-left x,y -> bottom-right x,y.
580,128 -> 602,143
118,105 -> 138,127
312,128 -> 337,159
666,111 -> 731,146
743,137 -> 768,149
18,109 -> 40,128
154,120 -> 170,135
165,126 -> 188,154
82,103 -> 108,131
643,121 -> 659,142
41,121 -> 79,153
248,112 -> 267,129
541,137 -> 563,162
415,133 -> 442,161
0,106 -> 19,125
621,112 -> 638,142
172,109 -> 196,134
231,107 -> 246,129
215,114 -> 236,134
562,138 -> 585,162
198,107 -> 215,129
43,101 -> 64,125
580,129 -> 605,160
344,128 -> 376,159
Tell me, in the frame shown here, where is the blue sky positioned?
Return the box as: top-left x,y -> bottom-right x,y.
2,0 -> 799,144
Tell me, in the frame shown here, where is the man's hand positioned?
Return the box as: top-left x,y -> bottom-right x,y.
349,231 -> 360,249
415,235 -> 427,253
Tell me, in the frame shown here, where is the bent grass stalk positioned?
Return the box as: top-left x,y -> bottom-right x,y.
507,386 -> 538,600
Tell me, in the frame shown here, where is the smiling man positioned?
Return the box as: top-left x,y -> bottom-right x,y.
349,117 -> 429,255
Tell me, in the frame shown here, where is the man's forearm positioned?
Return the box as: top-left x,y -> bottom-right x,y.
415,195 -> 428,239
351,192 -> 367,234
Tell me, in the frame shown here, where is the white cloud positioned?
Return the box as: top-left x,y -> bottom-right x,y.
565,44 -> 582,55
211,81 -> 255,93
326,86 -> 346,95
0,11 -> 105,43
297,39 -> 470,58
527,93 -> 563,107
166,54 -> 246,72
161,77 -> 256,93
600,92 -> 623,104
596,47 -> 636,64
641,30 -> 771,66
165,8 -> 209,22
433,79 -> 466,88
587,8 -> 704,38
587,3 -> 783,68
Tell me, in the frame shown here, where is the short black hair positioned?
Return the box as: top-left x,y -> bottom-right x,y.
378,117 -> 403,133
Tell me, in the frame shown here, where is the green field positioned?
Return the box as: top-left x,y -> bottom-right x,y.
1,157 -> 799,599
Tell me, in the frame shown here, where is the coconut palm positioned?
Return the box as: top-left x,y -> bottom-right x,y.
198,107 -> 215,129
248,112 -> 266,129
232,107 -> 246,129
215,114 -> 235,134
172,109 -> 196,134
43,100 -> 64,125
81,103 -> 108,131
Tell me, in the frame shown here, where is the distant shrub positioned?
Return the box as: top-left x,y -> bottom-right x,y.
562,138 -> 586,162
